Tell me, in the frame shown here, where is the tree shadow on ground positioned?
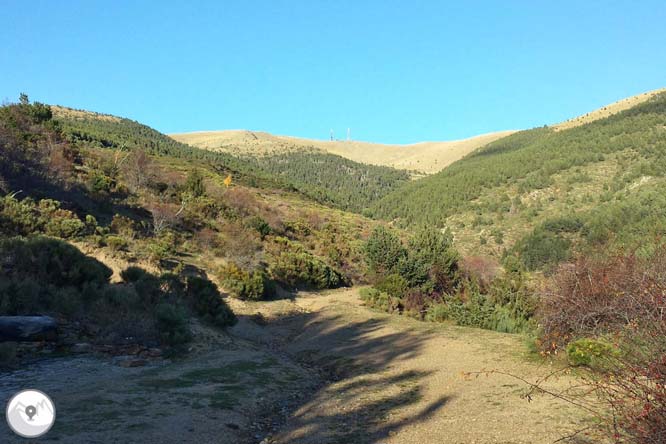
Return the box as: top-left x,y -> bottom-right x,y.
233,304 -> 451,444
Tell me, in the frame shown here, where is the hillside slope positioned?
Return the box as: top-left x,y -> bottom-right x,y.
371,90 -> 666,265
552,88 -> 666,130
52,106 -> 410,212
170,130 -> 516,174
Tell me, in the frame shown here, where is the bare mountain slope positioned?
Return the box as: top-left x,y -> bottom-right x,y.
170,130 -> 516,174
552,87 -> 666,130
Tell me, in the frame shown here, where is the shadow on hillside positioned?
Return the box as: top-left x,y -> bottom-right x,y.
233,305 -> 450,444
3,171 -> 152,226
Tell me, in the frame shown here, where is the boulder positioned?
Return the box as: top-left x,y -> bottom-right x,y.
0,316 -> 58,342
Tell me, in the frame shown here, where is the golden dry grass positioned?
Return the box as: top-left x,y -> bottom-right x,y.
169,130 -> 516,174
51,105 -> 121,122
552,88 -> 666,131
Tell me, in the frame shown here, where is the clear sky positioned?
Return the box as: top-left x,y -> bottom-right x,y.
1,1 -> 664,144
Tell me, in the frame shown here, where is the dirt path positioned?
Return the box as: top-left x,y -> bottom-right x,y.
230,288 -> 592,444
1,287 -> 592,443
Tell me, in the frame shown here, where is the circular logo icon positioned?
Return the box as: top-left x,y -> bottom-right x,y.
6,389 -> 56,438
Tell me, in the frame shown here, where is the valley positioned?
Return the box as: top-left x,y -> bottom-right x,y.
0,286 -> 588,444
1,89 -> 665,443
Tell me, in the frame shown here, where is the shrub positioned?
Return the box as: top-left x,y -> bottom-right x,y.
0,237 -> 112,289
223,187 -> 258,217
0,237 -> 111,316
374,274 -> 409,299
459,256 -> 500,292
120,266 -> 149,283
88,170 -> 114,194
402,289 -> 432,319
44,210 -> 85,238
539,246 -> 666,352
566,338 -> 618,368
425,302 -> 450,322
541,215 -> 583,234
184,169 -> 206,197
106,235 -> 128,251
247,216 -> 271,239
218,262 -> 265,300
184,276 -> 237,327
84,214 -> 98,234
269,251 -> 343,290
514,228 -> 571,271
155,303 -> 192,346
487,268 -> 537,330
365,226 -> 407,276
146,231 -> 177,263
218,221 -> 263,269
0,195 -> 40,235
446,291 -> 495,329
110,214 -> 136,238
491,229 -> 504,244
359,287 -> 401,313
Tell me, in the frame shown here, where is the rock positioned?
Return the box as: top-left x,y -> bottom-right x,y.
142,347 -> 163,358
123,344 -> 144,356
0,316 -> 58,342
117,358 -> 147,368
70,343 -> 93,354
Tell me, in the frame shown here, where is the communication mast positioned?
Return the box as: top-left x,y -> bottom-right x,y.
347,128 -> 350,142
330,129 -> 334,141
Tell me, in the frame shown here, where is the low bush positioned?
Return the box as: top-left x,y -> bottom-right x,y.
184,276 -> 237,327
218,262 -> 265,300
359,287 -> 401,313
0,237 -> 237,348
514,228 -> 571,271
0,195 -> 86,238
110,214 -> 136,238
424,302 -> 450,323
247,216 -> 271,239
106,235 -> 128,251
374,274 -> 409,299
269,250 -> 343,290
566,337 -> 618,368
155,303 -> 192,346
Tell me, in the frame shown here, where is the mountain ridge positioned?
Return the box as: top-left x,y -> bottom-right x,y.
170,129 -> 516,174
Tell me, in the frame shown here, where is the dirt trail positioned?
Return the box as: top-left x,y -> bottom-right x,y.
0,287 -> 592,443
230,288 -> 592,444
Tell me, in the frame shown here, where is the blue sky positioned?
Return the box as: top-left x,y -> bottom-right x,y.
1,1 -> 664,144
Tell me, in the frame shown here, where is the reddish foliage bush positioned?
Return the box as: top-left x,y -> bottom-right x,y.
224,187 -> 258,217
539,249 -> 666,352
538,245 -> 666,443
459,255 -> 500,292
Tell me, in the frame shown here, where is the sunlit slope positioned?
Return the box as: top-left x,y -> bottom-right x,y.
170,130 -> 516,174
552,88 -> 666,130
370,90 -> 666,259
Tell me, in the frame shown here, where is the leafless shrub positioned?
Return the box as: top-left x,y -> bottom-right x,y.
218,220 -> 263,269
149,201 -> 184,234
122,149 -> 153,191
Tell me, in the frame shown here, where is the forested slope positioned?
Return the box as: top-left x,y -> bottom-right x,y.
55,107 -> 409,212
371,92 -> 666,266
